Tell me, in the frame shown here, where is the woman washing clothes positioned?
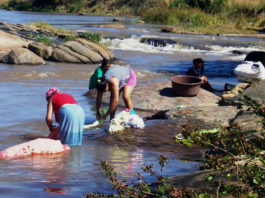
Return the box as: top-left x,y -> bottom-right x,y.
46,87 -> 85,146
95,66 -> 137,120
186,58 -> 220,92
89,58 -> 111,91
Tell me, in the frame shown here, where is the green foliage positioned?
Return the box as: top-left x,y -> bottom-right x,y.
35,35 -> 53,46
8,0 -> 33,11
78,32 -> 101,44
170,0 -> 228,13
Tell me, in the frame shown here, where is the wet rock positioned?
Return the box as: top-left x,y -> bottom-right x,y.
112,18 -> 123,22
28,42 -> 53,59
140,36 -> 176,47
2,48 -> 45,65
52,39 -> 114,63
161,26 -> 176,33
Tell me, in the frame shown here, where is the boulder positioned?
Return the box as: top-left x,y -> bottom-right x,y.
161,26 -> 176,33
231,80 -> 265,104
113,18 -> 123,22
57,45 -> 90,63
52,48 -> 80,63
64,41 -> 102,63
52,40 -> 114,63
2,48 -> 45,65
28,42 -> 53,59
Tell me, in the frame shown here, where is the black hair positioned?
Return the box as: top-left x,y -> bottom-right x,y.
193,58 -> 204,74
96,77 -> 107,92
101,58 -> 111,67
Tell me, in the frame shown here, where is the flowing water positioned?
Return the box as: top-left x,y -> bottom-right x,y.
0,10 -> 265,197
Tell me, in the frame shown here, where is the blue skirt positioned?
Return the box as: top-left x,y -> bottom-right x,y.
59,104 -> 85,146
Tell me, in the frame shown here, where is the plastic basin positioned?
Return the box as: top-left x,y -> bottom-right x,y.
170,75 -> 203,96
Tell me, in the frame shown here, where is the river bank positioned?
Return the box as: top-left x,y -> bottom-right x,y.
1,0 -> 265,36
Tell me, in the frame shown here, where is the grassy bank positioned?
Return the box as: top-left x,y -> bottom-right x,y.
1,0 -> 265,35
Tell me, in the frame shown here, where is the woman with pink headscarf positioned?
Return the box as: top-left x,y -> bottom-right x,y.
46,87 -> 85,146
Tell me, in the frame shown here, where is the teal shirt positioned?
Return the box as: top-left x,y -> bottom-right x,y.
89,66 -> 109,90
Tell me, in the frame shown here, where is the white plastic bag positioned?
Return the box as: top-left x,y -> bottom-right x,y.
234,61 -> 265,82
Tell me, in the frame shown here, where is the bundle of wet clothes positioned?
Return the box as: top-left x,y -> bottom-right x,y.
0,138 -> 70,159
107,109 -> 145,134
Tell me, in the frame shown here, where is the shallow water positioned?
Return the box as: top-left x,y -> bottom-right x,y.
0,9 -> 265,197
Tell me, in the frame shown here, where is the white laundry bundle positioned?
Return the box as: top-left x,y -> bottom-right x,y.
107,110 -> 145,134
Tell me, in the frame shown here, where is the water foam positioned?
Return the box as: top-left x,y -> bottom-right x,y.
102,35 -> 265,58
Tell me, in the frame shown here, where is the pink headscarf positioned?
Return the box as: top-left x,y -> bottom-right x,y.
46,87 -> 60,100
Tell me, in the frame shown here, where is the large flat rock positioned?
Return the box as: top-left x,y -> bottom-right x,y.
87,81 -> 221,111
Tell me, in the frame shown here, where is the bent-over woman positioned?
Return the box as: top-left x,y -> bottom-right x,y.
45,87 -> 85,146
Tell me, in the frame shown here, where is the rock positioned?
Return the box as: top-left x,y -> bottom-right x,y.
221,83 -> 249,100
52,40 -> 114,63
63,40 -> 103,63
166,105 -> 239,128
2,48 -> 45,65
137,20 -> 145,24
0,30 -> 30,52
232,110 -> 262,131
228,81 -> 265,104
87,80 -> 221,112
112,18 -> 123,22
0,22 -> 53,40
52,47 -> 81,63
161,26 -> 176,33
28,42 -> 53,59
57,45 -> 90,63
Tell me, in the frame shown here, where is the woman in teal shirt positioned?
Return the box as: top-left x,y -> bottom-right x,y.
89,58 -> 111,90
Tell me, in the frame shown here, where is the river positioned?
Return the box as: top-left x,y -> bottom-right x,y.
0,10 -> 265,197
